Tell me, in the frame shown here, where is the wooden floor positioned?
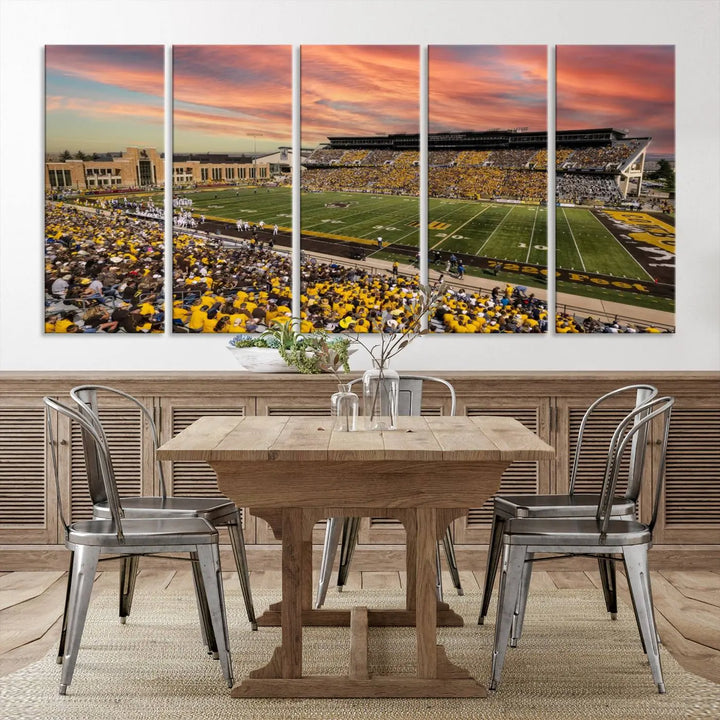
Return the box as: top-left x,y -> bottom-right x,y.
1,568 -> 718,686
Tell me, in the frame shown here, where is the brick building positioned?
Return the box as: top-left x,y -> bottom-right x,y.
45,146 -> 270,191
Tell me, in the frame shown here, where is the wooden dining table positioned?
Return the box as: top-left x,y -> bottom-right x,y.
157,414 -> 554,698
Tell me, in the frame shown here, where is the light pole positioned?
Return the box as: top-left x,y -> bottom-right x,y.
249,133 -> 264,156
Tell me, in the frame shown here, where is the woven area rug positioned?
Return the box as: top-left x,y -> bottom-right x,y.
1,582 -> 718,720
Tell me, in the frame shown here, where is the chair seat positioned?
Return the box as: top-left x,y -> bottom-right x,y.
93,496 -> 236,521
505,517 -> 652,547
495,493 -> 635,519
68,517 -> 218,547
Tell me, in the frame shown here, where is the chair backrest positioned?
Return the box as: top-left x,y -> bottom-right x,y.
70,384 -> 167,501
44,396 -> 126,540
570,384 -> 658,501
349,374 -> 456,417
596,395 -> 674,533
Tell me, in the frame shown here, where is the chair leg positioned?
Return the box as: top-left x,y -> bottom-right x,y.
196,543 -> 234,688
623,544 -> 665,694
337,517 -> 361,591
191,552 -> 217,657
435,542 -> 444,602
59,544 -> 100,695
316,516 -> 343,608
226,511 -> 258,630
442,526 -> 464,596
479,511 -> 506,624
56,551 -> 75,664
489,543 -> 527,692
597,555 -> 618,619
510,551 -> 534,647
118,554 -> 139,624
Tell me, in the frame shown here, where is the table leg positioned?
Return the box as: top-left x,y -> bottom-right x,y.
281,507 -> 303,678
416,507 -> 438,678
235,506 -> 485,697
236,507 -> 304,688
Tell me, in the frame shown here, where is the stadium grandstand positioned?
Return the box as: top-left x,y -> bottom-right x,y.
301,128 -> 651,205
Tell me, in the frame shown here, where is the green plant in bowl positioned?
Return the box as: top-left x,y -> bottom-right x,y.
228,321 -> 353,374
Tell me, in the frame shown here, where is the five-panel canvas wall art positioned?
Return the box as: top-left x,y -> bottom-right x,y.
44,45 -> 675,334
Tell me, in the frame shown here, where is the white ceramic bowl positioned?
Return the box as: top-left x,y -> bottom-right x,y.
228,346 -> 298,373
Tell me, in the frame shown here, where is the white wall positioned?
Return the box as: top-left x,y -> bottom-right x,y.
1,0 -> 718,372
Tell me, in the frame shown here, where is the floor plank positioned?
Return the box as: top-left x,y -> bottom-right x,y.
340,570 -> 362,591
528,571 -> 558,590
457,570 -> 479,591
615,573 -> 720,685
0,575 -> 67,655
0,614 -> 63,677
247,571 -> 282,589
131,568 -> 177,594
166,568 -> 201,594
361,571 -> 402,591
649,572 -> 720,651
0,571 -> 65,611
548,571 -> 595,590
659,570 -> 720,608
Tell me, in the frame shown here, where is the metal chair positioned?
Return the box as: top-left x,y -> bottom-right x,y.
44,397 -> 233,695
489,395 -> 674,694
478,384 -> 658,625
315,375 -> 463,608
67,384 -> 256,639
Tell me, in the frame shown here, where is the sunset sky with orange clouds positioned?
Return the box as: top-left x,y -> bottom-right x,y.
557,45 -> 675,157
302,45 -> 419,145
173,45 -> 292,154
429,45 -> 547,134
45,44 -> 674,158
45,46 -> 163,154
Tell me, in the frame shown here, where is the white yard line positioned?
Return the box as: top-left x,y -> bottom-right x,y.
475,205 -> 515,256
560,206 -> 586,272
431,204 -> 492,251
526,205 -> 541,263
386,202 -> 479,248
586,209 -> 655,281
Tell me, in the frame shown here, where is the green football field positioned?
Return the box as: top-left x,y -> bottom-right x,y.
172,187 -> 551,263
162,187 -> 652,282
556,206 -> 653,280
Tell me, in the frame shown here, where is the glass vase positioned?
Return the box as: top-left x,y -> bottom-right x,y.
362,361 -> 400,431
331,383 -> 359,432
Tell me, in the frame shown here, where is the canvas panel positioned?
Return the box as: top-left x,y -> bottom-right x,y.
428,45 -> 549,334
171,45 -> 292,334
555,45 -> 676,334
300,45 -> 421,335
44,45 -> 165,334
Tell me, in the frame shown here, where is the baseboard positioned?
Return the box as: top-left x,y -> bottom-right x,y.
1,544 -> 719,572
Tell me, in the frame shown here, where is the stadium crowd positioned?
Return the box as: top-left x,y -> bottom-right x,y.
303,141 -> 645,205
556,312 -> 668,333
556,174 -> 623,204
171,230 -> 551,334
45,203 -> 164,333
559,140 -> 644,171
45,201 -> 553,334
302,166 -> 419,195
45,195 -> 666,335
428,167 -> 547,202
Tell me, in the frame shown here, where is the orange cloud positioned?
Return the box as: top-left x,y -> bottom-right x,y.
557,45 -> 675,154
429,46 -> 547,133
301,45 -> 419,143
174,107 -> 290,143
45,45 -> 164,98
49,96 -> 163,124
173,45 -> 292,148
